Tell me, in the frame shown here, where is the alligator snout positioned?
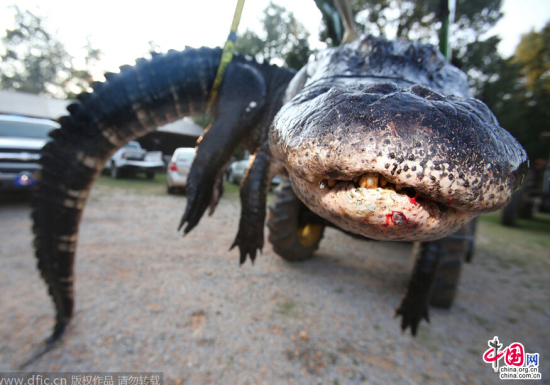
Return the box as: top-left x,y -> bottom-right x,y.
270,78 -> 528,241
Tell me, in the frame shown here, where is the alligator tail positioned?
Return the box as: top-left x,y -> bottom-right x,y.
30,47 -> 222,351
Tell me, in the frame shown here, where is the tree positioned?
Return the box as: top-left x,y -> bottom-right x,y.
512,21 -> 550,94
0,6 -> 101,98
235,2 -> 312,70
315,0 -> 503,95
481,21 -> 550,161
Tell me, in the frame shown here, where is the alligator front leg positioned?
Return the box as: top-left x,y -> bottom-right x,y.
396,241 -> 442,335
231,141 -> 273,264
179,63 -> 267,234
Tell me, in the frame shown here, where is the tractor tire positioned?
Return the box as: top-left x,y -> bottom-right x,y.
267,179 -> 325,262
429,219 -> 477,308
501,188 -> 524,226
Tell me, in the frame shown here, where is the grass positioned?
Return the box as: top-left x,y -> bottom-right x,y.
95,172 -> 169,195
480,210 -> 550,239
95,171 -> 243,198
94,171 -> 278,204
476,211 -> 550,269
276,300 -> 299,318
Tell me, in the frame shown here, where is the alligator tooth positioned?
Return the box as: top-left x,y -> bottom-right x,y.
359,173 -> 379,189
395,184 -> 402,192
327,179 -> 336,188
379,175 -> 388,187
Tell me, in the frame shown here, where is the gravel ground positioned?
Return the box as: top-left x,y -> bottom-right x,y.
1,184 -> 549,384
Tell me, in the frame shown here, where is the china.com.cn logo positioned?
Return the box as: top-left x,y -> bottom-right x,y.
483,336 -> 542,380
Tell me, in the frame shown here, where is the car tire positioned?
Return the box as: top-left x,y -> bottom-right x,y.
227,170 -> 235,184
146,171 -> 155,179
267,178 -> 325,262
111,166 -> 121,179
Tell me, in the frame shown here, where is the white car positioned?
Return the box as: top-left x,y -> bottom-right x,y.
167,147 -> 196,194
227,156 -> 251,184
227,155 -> 281,186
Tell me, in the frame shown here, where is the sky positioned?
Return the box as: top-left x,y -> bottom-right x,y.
1,0 -> 549,75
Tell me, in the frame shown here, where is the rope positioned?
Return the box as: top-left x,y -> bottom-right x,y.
207,0 -> 246,109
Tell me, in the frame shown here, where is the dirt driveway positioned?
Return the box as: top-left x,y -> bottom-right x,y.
1,184 -> 549,384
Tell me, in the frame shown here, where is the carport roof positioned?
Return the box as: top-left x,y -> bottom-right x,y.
0,90 -> 205,138
0,89 -> 72,120
157,118 -> 204,137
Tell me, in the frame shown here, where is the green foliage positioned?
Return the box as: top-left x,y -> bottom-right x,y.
235,2 -> 312,70
191,112 -> 215,129
480,21 -> 550,161
345,0 -> 502,42
512,21 -> 550,94
318,0 -> 503,95
0,6 -> 101,98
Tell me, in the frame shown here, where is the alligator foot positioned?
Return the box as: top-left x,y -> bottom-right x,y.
230,142 -> 273,264
230,226 -> 263,265
396,241 -> 441,335
395,289 -> 430,336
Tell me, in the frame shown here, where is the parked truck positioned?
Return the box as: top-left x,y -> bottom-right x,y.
0,114 -> 60,192
104,141 -> 164,179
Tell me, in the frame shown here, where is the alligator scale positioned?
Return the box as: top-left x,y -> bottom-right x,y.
30,35 -> 527,354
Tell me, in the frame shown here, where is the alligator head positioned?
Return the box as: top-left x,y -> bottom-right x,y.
270,36 -> 528,241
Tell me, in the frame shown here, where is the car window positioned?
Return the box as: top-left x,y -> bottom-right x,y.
124,143 -> 140,149
177,150 -> 195,161
0,120 -> 57,139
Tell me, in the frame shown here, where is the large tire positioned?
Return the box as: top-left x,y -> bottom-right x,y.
500,188 -> 524,226
501,169 -> 538,226
429,219 -> 477,308
146,171 -> 155,179
267,179 -> 325,262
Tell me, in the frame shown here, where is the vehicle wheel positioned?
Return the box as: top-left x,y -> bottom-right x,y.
111,166 -> 121,179
227,170 -> 236,184
267,178 -> 325,262
146,171 -> 155,179
429,220 -> 476,308
102,160 -> 113,175
167,185 -> 175,194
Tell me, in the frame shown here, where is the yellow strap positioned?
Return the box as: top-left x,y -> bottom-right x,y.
207,0 -> 246,109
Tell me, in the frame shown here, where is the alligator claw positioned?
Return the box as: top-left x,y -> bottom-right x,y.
395,297 -> 430,336
230,224 -> 264,265
179,169 -> 215,234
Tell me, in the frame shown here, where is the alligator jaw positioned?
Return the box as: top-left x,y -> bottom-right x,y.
290,174 -> 475,241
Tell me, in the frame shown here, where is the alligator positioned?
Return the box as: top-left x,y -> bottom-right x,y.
30,35 -> 527,356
